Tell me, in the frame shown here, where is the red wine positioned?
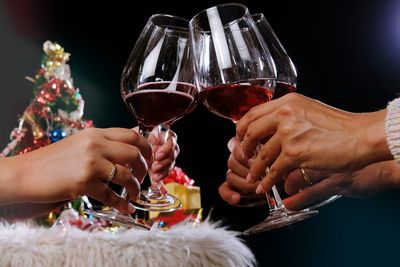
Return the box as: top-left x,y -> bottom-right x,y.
199,80 -> 274,122
124,82 -> 196,128
273,81 -> 296,99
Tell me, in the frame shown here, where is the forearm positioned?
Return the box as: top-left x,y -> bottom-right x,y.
0,202 -> 66,220
0,155 -> 28,205
342,160 -> 400,199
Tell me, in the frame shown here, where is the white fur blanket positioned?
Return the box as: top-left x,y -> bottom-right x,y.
0,221 -> 255,267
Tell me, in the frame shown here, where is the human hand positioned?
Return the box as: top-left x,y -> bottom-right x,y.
12,128 -> 152,213
236,93 -> 391,194
146,127 -> 180,182
218,137 -> 259,205
282,161 -> 400,210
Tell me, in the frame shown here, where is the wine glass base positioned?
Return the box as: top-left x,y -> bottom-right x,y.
303,195 -> 342,211
84,209 -> 150,230
131,192 -> 182,212
243,208 -> 318,235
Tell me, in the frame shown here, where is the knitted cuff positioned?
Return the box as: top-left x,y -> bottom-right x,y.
385,97 -> 400,164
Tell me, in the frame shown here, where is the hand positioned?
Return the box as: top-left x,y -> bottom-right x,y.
236,93 -> 392,194
218,137 -> 259,205
5,128 -> 152,214
282,161 -> 400,210
146,127 -> 180,182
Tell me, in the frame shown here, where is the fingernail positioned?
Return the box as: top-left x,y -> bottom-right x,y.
246,173 -> 253,183
152,162 -> 163,172
231,194 -> 240,203
256,184 -> 265,194
155,152 -> 166,161
128,203 -> 135,213
227,138 -> 235,152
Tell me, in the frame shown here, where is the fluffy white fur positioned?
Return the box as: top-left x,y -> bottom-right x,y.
0,221 -> 255,267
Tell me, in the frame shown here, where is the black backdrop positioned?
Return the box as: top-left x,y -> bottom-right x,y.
1,0 -> 400,266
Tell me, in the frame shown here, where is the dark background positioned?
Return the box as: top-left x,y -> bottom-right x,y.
2,0 -> 400,266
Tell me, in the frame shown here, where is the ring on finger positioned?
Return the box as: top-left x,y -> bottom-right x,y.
300,168 -> 313,186
105,164 -> 117,184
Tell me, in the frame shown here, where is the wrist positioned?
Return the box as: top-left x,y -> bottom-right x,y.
380,160 -> 400,190
358,110 -> 392,166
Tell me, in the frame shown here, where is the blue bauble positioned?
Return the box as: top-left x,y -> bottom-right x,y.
50,129 -> 66,143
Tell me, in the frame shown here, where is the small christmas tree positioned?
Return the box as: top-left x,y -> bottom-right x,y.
1,41 -> 92,157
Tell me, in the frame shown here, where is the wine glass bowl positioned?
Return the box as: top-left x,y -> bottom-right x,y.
251,13 -> 297,99
190,4 -> 276,122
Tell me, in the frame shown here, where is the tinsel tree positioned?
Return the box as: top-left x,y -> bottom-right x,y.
1,40 -> 93,157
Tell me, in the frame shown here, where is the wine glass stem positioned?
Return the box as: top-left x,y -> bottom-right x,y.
265,192 -> 276,210
266,186 -> 285,211
264,165 -> 285,211
271,186 -> 283,207
140,125 -> 170,198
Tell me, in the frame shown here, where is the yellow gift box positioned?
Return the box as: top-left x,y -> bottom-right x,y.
164,182 -> 201,210
149,182 -> 201,220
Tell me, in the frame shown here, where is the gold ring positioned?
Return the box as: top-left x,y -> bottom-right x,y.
300,168 -> 313,186
105,164 -> 117,183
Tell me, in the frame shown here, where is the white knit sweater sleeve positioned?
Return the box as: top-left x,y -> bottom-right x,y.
385,97 -> 400,164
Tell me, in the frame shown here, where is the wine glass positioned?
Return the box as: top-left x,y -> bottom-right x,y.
189,3 -> 317,234
252,13 -> 342,211
85,14 -> 194,228
121,14 -> 196,212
